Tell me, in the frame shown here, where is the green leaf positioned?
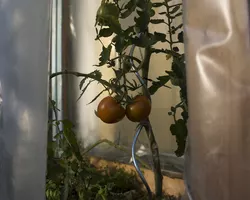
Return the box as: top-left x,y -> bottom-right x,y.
98,28 -> 113,38
87,89 -> 107,105
120,0 -> 136,19
148,75 -> 170,95
79,77 -> 88,90
136,0 -> 148,8
97,3 -> 119,19
77,80 -> 93,101
171,106 -> 176,112
108,17 -> 122,34
71,160 -> 79,172
131,33 -> 157,48
159,12 -> 167,15
112,68 -> 123,78
151,48 -> 181,57
172,56 -> 185,79
150,19 -> 165,24
170,5 -> 180,14
123,58 -> 132,73
96,3 -> 122,34
99,44 -> 112,66
170,119 -> 187,157
152,2 -> 165,7
134,9 -> 150,32
181,110 -> 188,121
178,31 -> 184,43
150,9 -> 155,17
173,12 -> 183,18
171,24 -> 183,33
114,35 -> 126,53
61,120 -> 82,161
153,32 -> 167,42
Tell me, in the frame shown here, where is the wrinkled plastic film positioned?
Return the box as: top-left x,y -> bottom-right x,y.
184,0 -> 250,199
0,0 -> 51,199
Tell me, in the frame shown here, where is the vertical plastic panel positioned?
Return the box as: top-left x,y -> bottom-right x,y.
0,0 -> 50,199
184,0 -> 250,199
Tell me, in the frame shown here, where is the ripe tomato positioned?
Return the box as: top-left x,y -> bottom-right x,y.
97,96 -> 125,124
126,95 -> 151,122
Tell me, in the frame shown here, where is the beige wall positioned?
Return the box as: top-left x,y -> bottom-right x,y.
75,0 -> 183,155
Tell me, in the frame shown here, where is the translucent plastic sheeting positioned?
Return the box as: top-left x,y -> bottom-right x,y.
0,0 -> 51,199
183,0 -> 250,199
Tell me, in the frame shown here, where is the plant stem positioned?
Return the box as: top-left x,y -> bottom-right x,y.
165,1 -> 173,51
141,46 -> 163,199
144,120 -> 163,199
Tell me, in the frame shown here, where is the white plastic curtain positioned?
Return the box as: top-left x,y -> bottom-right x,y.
0,0 -> 51,199
184,0 -> 250,199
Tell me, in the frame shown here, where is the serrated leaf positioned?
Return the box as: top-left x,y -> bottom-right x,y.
77,80 -> 93,101
150,19 -> 165,24
95,71 -> 102,80
170,119 -> 187,157
99,28 -> 113,38
148,75 -> 170,95
99,44 -> 112,66
170,5 -> 180,14
171,119 -> 187,135
79,77 -> 88,90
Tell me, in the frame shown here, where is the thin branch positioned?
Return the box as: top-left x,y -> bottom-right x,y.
50,70 -> 112,90
165,1 -> 174,50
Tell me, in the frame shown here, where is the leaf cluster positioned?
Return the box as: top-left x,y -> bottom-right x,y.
46,100 -> 145,200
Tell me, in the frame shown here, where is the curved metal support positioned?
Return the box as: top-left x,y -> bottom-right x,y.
132,124 -> 153,200
129,33 -> 153,199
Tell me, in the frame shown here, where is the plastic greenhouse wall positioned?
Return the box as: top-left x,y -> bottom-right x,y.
184,0 -> 250,199
0,0 -> 51,199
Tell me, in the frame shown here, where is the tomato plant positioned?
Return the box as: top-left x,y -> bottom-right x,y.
126,95 -> 151,122
51,0 -> 186,198
97,96 -> 125,124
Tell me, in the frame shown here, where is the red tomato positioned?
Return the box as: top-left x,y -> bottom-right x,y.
126,95 -> 151,122
97,96 -> 125,124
